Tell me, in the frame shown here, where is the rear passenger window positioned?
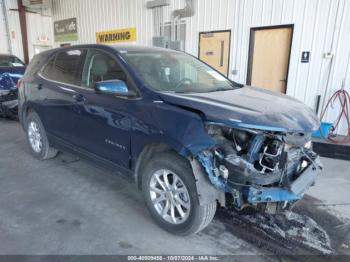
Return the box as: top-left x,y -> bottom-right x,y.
41,49 -> 87,86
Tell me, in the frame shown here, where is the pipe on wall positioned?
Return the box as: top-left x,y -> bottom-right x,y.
171,0 -> 195,43
172,0 -> 195,19
17,0 -> 29,64
1,0 -> 12,54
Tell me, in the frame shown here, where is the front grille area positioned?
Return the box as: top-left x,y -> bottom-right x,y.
0,89 -> 18,102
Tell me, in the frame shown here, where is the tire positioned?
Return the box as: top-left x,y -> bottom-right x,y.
142,152 -> 217,235
25,112 -> 58,160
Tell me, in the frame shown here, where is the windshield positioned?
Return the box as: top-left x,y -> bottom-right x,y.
122,50 -> 241,93
0,56 -> 25,67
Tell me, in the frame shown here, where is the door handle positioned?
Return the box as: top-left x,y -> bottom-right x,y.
72,93 -> 86,103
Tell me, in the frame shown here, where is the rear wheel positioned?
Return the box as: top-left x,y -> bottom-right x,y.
25,112 -> 58,160
142,152 -> 217,235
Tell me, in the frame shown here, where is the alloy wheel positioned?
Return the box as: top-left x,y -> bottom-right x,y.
28,121 -> 42,153
149,169 -> 191,225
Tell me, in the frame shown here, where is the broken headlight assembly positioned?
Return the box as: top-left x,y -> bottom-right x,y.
198,124 -> 321,213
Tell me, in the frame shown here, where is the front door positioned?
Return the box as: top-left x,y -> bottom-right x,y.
67,48 -> 133,168
199,30 -> 231,76
247,25 -> 293,93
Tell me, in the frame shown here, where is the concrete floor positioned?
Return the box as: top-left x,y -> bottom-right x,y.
0,119 -> 260,255
0,118 -> 349,255
308,157 -> 350,220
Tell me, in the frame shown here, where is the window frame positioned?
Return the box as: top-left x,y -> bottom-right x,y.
39,47 -> 142,99
81,48 -> 126,89
39,48 -> 88,88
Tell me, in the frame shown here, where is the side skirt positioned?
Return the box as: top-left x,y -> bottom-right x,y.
47,133 -> 135,184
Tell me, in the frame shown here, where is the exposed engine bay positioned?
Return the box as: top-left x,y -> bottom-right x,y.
196,124 -> 322,214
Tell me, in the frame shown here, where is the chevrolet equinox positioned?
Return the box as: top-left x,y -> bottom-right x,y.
18,45 -> 322,235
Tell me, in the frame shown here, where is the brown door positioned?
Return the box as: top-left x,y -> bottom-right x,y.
199,31 -> 231,76
247,26 -> 293,93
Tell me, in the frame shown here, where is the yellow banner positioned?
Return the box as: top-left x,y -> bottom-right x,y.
96,27 -> 137,44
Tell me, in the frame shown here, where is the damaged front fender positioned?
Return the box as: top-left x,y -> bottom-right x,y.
189,157 -> 226,206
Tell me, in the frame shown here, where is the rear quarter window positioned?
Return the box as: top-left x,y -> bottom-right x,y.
41,49 -> 87,86
24,54 -> 44,77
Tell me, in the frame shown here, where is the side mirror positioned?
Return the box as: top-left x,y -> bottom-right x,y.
94,80 -> 130,96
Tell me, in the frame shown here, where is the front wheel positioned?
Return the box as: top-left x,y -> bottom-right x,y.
142,152 -> 217,235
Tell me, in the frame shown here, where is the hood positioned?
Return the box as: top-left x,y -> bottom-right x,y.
0,68 -> 24,90
159,86 -> 320,133
0,73 -> 17,90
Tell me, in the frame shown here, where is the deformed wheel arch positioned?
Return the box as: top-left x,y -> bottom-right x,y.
134,143 -> 175,190
134,143 -> 225,207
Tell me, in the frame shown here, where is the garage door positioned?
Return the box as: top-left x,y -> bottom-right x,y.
247,26 -> 293,93
199,30 -> 231,77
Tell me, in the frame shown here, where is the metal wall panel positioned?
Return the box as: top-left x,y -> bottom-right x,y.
52,0 -> 153,46
26,12 -> 53,59
49,0 -> 350,135
4,0 -> 23,60
0,0 -> 10,54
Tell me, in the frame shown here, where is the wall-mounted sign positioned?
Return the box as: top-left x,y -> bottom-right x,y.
96,27 -> 137,44
301,51 -> 310,63
54,18 -> 78,42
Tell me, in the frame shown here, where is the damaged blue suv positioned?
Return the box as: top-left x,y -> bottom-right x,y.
18,45 -> 322,235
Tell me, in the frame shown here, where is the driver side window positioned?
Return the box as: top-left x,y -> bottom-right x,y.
82,49 -> 127,89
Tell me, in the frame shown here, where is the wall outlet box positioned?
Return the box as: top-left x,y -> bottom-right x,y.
324,53 -> 334,59
153,37 -> 167,48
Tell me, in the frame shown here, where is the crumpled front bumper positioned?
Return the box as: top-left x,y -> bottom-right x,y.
0,91 -> 18,117
1,99 -> 18,109
0,88 -> 18,110
246,156 -> 322,204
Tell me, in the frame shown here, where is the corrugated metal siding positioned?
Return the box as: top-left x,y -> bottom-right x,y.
4,0 -> 23,60
26,12 -> 54,59
50,0 -> 350,135
3,0 -> 53,60
52,0 -> 153,46
0,0 -> 10,54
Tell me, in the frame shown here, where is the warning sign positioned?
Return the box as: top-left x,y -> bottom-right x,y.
96,28 -> 137,44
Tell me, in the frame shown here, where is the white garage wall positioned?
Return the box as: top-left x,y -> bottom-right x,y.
176,0 -> 350,135
0,0 -> 10,54
26,11 -> 54,60
52,0 -> 153,46
3,0 -> 24,60
51,0 -> 350,135
2,0 -> 53,61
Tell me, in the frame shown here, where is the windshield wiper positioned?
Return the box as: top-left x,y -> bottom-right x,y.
174,90 -> 194,94
210,87 -> 234,92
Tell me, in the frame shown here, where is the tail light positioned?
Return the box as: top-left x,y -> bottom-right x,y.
17,79 -> 22,89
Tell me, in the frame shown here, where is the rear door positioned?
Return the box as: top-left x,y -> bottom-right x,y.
39,48 -> 87,143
